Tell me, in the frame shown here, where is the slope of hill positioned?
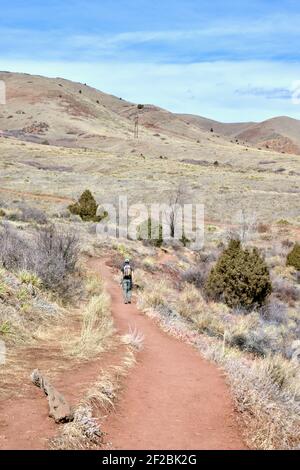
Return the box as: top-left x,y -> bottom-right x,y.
0,71 -> 212,151
1,71 -> 300,156
0,71 -> 135,148
234,116 -> 300,154
176,114 -> 300,155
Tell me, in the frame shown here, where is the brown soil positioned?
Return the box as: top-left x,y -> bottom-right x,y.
0,256 -> 246,450
90,257 -> 247,450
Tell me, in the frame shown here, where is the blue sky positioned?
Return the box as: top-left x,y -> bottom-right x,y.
1,0 -> 300,121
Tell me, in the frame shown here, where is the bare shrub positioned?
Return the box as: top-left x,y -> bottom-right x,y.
34,225 -> 79,290
273,277 -> 299,305
0,223 -> 32,270
282,239 -> 294,249
260,299 -> 288,325
16,203 -> 48,224
181,265 -> 209,289
0,223 -> 80,300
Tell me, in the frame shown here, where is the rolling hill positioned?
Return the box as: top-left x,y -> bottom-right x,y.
1,71 -> 300,156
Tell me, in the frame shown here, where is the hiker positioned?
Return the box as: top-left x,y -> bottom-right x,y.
121,258 -> 133,304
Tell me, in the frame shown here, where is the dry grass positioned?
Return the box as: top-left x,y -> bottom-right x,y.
223,353 -> 300,450
176,284 -> 206,319
135,244 -> 300,450
138,279 -> 171,310
0,267 -> 63,349
85,272 -> 104,296
66,292 -> 114,360
50,349 -> 136,450
1,129 -> 300,226
122,326 -> 145,351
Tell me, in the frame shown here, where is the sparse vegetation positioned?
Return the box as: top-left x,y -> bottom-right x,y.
3,203 -> 48,224
0,223 -> 80,300
67,292 -> 114,359
135,229 -> 300,449
1,72 -> 300,451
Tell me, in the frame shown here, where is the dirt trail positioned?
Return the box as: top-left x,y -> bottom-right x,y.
0,309 -> 124,450
0,256 -> 246,450
0,187 -> 74,203
88,258 -> 246,450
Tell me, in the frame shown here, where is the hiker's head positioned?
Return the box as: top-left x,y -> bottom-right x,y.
124,258 -> 130,264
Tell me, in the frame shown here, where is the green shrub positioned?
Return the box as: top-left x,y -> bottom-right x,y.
286,243 -> 300,271
205,239 -> 272,308
137,218 -> 163,247
69,190 -> 106,222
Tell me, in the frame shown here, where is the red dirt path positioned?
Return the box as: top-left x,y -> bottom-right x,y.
90,258 -> 246,450
0,257 -> 246,450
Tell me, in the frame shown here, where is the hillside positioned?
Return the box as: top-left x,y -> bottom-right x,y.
0,71 -> 300,452
1,72 -> 300,156
234,116 -> 300,154
0,72 -> 300,225
177,114 -> 300,155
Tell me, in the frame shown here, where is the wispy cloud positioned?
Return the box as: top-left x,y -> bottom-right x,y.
2,13 -> 300,62
235,86 -> 292,100
1,1 -> 300,121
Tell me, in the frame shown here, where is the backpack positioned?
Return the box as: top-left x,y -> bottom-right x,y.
123,264 -> 132,278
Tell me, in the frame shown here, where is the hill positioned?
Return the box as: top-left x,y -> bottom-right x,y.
1,71 -> 300,156
177,114 -> 300,155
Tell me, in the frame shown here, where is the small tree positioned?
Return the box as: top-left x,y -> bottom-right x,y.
286,243 -> 300,271
205,239 -> 272,308
69,190 -> 103,222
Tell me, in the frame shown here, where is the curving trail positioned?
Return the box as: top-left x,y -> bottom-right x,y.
88,258 -> 246,450
0,256 -> 246,450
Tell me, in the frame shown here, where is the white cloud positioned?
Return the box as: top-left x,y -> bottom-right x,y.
291,81 -> 300,105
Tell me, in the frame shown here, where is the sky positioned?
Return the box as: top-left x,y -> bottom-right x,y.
1,0 -> 300,122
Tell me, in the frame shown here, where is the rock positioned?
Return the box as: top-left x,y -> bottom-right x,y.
31,369 -> 74,423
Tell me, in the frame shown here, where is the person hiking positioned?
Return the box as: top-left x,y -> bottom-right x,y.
121,258 -> 133,304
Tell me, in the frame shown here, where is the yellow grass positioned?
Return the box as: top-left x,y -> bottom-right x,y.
66,292 -> 114,359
